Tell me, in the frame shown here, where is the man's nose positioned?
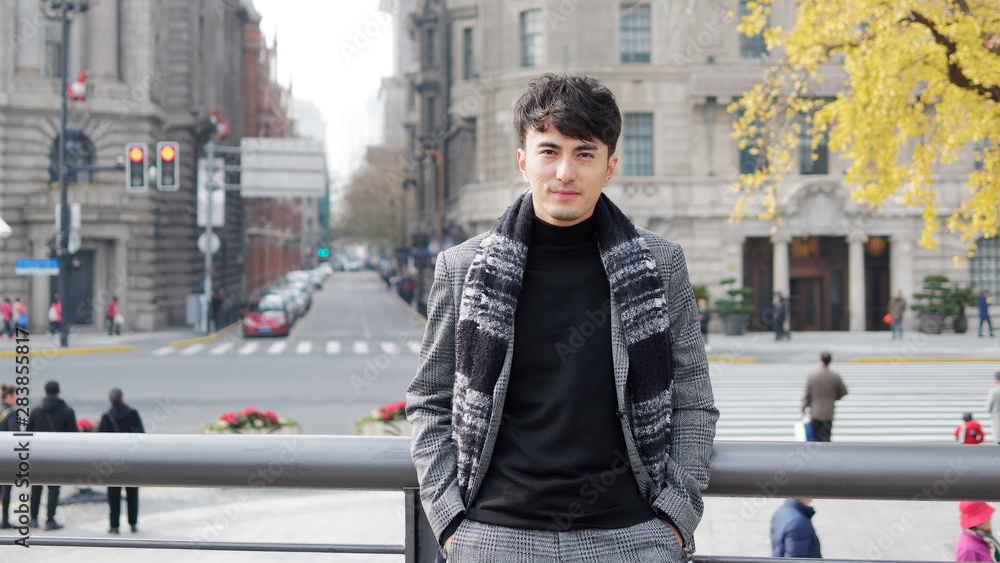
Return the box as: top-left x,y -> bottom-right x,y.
555,156 -> 577,183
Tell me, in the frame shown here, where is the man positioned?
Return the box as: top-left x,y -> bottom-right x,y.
954,412 -> 985,444
988,372 -> 1000,444
698,298 -> 711,351
48,294 -> 62,335
888,290 -> 906,339
107,296 -> 120,336
770,498 -> 822,558
773,292 -> 789,340
97,388 -> 144,533
407,74 -> 718,562
801,352 -> 848,442
979,290 -> 994,338
1,384 -> 20,529
25,380 -> 77,530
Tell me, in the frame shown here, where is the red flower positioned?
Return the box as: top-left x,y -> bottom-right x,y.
76,418 -> 93,431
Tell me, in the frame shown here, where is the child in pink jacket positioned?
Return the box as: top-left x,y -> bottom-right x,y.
956,501 -> 1000,561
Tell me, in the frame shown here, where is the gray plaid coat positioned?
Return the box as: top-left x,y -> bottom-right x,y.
407,227 -> 719,558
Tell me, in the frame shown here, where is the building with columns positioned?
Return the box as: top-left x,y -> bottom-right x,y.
0,0 -> 248,331
404,0 -> 987,332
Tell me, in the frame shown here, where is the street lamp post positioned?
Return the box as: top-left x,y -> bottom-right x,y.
55,1 -> 76,348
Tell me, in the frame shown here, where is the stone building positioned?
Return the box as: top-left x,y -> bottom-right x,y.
405,0 -> 988,332
0,0 -> 248,332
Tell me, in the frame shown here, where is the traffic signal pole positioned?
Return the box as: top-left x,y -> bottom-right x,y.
202,140 -> 215,335
56,1 -> 71,347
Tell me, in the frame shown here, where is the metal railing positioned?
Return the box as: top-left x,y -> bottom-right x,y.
1,434 -> 998,562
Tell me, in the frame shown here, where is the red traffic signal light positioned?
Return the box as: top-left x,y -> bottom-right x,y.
125,143 -> 148,192
157,141 -> 179,191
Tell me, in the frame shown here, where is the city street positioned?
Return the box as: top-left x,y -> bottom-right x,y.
19,272 -> 425,436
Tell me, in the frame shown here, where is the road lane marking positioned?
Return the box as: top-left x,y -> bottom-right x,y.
380,342 -> 400,355
267,342 -> 287,355
296,341 -> 313,354
153,346 -> 175,356
237,342 -> 259,355
406,341 -> 421,354
353,341 -> 369,355
326,341 -> 341,355
210,342 -> 234,355
179,344 -> 206,356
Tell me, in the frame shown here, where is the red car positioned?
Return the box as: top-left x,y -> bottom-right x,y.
242,295 -> 291,337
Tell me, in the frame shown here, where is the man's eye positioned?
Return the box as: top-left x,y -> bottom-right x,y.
579,153 -> 594,158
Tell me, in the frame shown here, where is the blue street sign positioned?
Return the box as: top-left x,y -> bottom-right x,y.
15,258 -> 59,276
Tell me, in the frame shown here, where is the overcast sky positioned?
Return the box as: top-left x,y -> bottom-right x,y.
253,0 -> 395,184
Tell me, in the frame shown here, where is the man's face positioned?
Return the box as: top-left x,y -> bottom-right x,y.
517,128 -> 617,227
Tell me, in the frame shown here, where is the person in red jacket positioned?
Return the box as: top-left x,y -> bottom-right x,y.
107,296 -> 120,336
954,413 -> 985,444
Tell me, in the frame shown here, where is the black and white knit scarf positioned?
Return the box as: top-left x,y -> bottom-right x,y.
452,190 -> 674,502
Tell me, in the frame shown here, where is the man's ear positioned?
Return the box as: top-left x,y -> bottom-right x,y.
517,148 -> 529,182
603,155 -> 619,187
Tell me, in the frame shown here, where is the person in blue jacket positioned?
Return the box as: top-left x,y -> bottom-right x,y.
979,290 -> 993,338
770,498 -> 822,558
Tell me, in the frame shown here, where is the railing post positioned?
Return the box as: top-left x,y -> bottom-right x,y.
404,487 -> 439,563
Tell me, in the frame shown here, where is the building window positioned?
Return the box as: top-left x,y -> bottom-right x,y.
739,0 -> 768,59
971,237 -> 1000,297
426,96 -> 435,132
974,139 -> 991,172
521,9 -> 543,67
620,4 -> 651,63
424,28 -> 435,66
623,113 -> 654,177
463,27 -> 476,80
43,21 -> 62,78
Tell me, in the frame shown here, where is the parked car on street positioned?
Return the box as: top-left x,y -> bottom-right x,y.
268,285 -> 310,319
242,295 -> 292,337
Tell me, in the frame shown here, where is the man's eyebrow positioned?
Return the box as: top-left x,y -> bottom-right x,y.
536,140 -> 599,151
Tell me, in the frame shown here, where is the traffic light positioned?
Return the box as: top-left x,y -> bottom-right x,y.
157,141 -> 179,191
317,248 -> 330,259
125,142 -> 148,192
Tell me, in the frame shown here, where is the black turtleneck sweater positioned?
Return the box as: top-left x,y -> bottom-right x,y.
466,216 -> 653,531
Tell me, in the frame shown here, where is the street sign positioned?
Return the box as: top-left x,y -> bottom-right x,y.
197,233 -> 221,255
68,231 -> 81,254
15,258 -> 59,276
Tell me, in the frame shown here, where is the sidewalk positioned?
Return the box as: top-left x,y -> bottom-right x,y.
0,487 -> 965,561
0,325 -> 233,357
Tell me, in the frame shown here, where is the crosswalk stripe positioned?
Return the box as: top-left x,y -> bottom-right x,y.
326,341 -> 341,354
267,342 -> 286,355
179,344 -> 205,356
296,341 -> 313,354
237,342 -> 259,355
380,342 -> 400,355
152,346 -> 175,356
353,341 -> 369,355
210,342 -> 234,355
407,341 -> 421,354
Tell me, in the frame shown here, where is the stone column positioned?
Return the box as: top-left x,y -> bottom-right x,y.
848,232 -> 868,332
889,236 -> 915,330
15,0 -> 42,73
771,234 -> 791,297
85,0 -> 118,79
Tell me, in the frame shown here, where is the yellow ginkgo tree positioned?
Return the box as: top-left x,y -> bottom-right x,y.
730,0 -> 1000,258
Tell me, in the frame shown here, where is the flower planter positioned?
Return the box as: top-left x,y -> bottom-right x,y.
953,316 -> 968,334
722,313 -> 749,336
356,420 -> 412,437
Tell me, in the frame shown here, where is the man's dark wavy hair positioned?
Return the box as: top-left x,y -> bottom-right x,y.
513,73 -> 622,157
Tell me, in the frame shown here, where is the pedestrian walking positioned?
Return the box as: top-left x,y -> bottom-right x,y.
801,351 -> 848,442
987,372 -> 1000,444
698,298 -> 712,351
954,412 -> 985,444
407,73 -> 718,562
1,298 -> 13,339
13,298 -> 27,329
774,292 -> 790,340
25,380 -> 77,530
48,294 -> 62,335
107,296 -> 120,336
889,290 -> 906,339
956,501 -> 1000,561
1,384 -> 21,529
979,290 -> 994,337
97,388 -> 144,534
770,498 -> 822,558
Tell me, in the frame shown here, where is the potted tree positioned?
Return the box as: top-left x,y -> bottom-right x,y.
911,275 -> 975,334
946,284 -> 978,333
712,278 -> 754,335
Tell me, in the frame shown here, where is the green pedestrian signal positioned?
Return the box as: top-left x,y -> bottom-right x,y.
317,248 -> 330,258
